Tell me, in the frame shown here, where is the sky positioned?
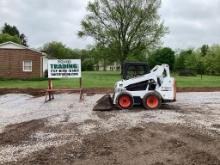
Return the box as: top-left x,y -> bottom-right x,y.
0,0 -> 220,50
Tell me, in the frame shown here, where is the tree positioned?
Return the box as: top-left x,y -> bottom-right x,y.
174,49 -> 198,76
127,50 -> 148,62
175,50 -> 193,71
79,49 -> 95,71
148,47 -> 175,70
42,42 -> 79,59
175,53 -> 185,72
91,44 -> 117,71
1,23 -> 28,46
201,44 -> 209,56
204,45 -> 220,75
197,58 -> 205,79
78,0 -> 167,70
184,51 -> 198,71
0,33 -> 22,44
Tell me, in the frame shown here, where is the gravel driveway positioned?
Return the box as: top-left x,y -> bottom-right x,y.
0,92 -> 219,165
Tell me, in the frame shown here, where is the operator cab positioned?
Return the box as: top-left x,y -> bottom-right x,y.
122,62 -> 149,80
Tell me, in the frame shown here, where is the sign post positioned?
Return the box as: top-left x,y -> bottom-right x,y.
45,59 -> 82,102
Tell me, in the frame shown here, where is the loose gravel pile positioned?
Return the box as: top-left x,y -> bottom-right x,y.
0,92 -> 219,164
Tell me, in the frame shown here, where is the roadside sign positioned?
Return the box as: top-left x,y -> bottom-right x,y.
48,59 -> 81,78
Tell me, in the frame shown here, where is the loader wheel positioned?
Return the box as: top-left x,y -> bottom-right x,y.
143,92 -> 161,110
117,93 -> 133,110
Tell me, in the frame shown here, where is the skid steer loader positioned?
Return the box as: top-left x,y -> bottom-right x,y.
93,63 -> 176,111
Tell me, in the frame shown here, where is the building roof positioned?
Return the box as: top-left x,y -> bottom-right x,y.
0,41 -> 44,55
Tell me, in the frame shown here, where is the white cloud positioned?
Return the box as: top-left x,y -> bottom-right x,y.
0,0 -> 220,49
160,0 -> 220,49
0,0 -> 92,49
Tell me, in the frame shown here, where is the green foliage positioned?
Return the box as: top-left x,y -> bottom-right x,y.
148,47 -> 175,70
175,53 -> 185,71
196,56 -> 205,78
204,45 -> 220,75
127,53 -> 147,63
1,23 -> 28,46
2,23 -> 20,36
89,45 -> 117,71
0,72 -> 219,88
201,44 -> 209,56
42,42 -> 96,71
0,33 -> 22,44
82,59 -> 95,71
175,45 -> 220,76
42,42 -> 79,59
79,0 -> 167,67
175,49 -> 198,75
80,49 -> 95,71
184,51 -> 198,71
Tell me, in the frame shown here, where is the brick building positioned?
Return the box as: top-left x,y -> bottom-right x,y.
0,41 -> 47,79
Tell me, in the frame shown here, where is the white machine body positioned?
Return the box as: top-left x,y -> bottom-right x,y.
113,64 -> 176,105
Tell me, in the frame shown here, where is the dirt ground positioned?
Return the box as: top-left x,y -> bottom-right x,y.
0,92 -> 220,165
1,87 -> 220,97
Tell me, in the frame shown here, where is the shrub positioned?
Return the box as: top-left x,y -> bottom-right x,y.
178,69 -> 197,76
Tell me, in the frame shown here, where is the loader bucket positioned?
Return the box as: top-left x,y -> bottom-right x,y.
93,94 -> 114,111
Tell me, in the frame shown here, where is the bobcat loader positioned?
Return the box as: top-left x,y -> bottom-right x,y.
93,63 -> 176,111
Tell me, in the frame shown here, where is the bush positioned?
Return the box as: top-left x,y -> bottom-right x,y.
178,69 -> 197,76
82,60 -> 94,71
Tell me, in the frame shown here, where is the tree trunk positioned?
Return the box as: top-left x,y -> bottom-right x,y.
103,59 -> 106,71
120,60 -> 123,75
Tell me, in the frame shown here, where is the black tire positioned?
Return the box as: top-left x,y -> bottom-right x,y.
116,92 -> 134,110
143,92 -> 162,110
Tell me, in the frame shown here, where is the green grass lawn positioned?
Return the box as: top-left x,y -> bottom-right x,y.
0,71 -> 219,89
175,75 -> 220,87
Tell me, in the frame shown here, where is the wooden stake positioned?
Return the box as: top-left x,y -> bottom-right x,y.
48,78 -> 54,101
79,77 -> 83,101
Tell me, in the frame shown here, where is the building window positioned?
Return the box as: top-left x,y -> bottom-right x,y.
23,60 -> 32,72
